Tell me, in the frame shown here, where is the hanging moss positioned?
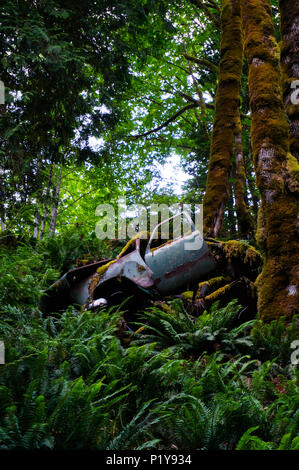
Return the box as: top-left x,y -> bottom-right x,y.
203,0 -> 244,237
222,240 -> 261,267
241,0 -> 299,321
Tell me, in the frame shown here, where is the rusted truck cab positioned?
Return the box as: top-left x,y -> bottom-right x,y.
41,214 -> 218,313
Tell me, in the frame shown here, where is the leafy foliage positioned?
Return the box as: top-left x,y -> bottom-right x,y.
132,299 -> 254,357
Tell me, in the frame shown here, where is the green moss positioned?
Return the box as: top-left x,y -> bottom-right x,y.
222,240 -> 262,267
256,206 -> 267,251
204,282 -> 234,305
181,291 -> 194,300
197,276 -> 227,300
256,260 -> 299,322
286,152 -> 299,192
280,0 -> 299,161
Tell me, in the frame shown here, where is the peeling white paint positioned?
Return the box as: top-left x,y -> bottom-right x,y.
287,285 -> 297,296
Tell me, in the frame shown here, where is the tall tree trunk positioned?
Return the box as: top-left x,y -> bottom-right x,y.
241,0 -> 299,321
203,0 -> 244,237
39,163 -> 53,239
234,114 -> 254,238
227,181 -> 237,238
33,209 -> 40,239
32,160 -> 42,239
49,167 -> 62,235
280,0 -> 299,162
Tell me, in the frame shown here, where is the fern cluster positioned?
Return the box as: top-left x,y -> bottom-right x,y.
132,299 -> 254,357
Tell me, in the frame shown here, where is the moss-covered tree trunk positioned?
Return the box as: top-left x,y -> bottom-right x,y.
203,0 -> 244,237
280,0 -> 299,162
241,0 -> 299,321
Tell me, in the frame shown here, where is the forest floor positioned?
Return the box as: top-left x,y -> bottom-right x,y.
0,231 -> 298,450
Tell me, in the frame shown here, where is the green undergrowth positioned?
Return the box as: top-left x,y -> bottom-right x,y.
0,234 -> 298,450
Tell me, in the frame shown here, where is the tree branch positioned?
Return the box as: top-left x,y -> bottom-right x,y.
57,189 -> 94,215
166,60 -> 190,75
206,0 -> 220,13
183,53 -> 218,73
130,103 -> 199,139
178,91 -> 199,104
184,44 -> 209,136
190,0 -> 221,28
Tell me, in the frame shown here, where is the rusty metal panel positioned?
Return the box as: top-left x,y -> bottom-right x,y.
144,231 -> 217,294
94,249 -> 154,294
40,259 -> 112,312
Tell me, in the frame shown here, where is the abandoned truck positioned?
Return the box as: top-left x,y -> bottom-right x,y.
41,213 -> 262,316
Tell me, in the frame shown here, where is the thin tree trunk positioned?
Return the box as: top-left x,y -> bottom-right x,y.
39,209 -> 48,240
33,209 -> 41,239
32,160 -> 42,239
39,163 -> 53,239
241,0 -> 299,321
203,0 -> 244,237
234,115 -> 254,238
49,167 -> 62,235
280,0 -> 299,162
227,181 -> 237,238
